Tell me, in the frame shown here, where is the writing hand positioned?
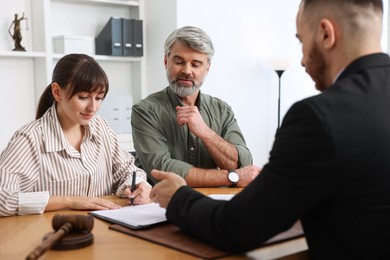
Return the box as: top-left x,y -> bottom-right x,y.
124,181 -> 152,205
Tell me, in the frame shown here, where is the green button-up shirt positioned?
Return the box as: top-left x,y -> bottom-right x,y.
131,87 -> 253,183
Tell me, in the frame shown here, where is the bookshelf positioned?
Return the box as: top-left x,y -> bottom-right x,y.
0,0 -> 146,151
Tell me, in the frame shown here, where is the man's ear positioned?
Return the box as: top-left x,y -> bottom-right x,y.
51,82 -> 62,102
318,18 -> 336,50
164,54 -> 168,69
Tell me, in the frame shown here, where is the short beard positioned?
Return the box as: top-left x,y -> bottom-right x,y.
167,72 -> 202,97
169,82 -> 201,97
307,40 -> 329,91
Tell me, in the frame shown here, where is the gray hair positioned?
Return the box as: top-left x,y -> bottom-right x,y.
164,26 -> 215,63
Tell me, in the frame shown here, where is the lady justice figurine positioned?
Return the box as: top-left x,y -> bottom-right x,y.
8,13 -> 28,51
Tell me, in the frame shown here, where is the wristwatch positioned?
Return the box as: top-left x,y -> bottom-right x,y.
228,170 -> 240,187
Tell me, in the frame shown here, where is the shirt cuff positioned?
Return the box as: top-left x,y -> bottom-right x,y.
18,191 -> 50,215
236,144 -> 253,167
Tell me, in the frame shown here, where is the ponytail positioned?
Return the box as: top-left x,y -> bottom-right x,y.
36,84 -> 54,119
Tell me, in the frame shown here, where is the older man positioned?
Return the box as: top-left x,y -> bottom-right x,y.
132,26 -> 260,187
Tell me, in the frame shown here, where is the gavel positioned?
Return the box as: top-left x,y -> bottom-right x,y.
26,214 -> 94,260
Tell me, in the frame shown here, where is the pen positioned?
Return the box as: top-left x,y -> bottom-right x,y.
130,171 -> 136,205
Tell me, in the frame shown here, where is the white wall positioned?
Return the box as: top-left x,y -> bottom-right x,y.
144,0 -> 177,94
145,0 -> 389,167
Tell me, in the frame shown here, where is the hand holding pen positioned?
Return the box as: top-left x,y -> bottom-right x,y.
130,171 -> 136,205
125,171 -> 152,205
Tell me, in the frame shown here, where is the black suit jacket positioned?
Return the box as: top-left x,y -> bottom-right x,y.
166,53 -> 390,259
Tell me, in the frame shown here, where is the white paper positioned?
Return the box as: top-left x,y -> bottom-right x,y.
208,194 -> 235,201
90,202 -> 166,229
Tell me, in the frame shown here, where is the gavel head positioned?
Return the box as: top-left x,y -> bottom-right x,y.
52,214 -> 94,233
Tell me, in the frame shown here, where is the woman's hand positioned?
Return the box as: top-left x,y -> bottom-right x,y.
123,181 -> 152,205
46,196 -> 121,212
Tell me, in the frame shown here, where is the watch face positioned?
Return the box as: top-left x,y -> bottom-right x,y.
228,171 -> 239,183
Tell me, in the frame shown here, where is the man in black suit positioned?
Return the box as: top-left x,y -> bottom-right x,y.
149,0 -> 390,258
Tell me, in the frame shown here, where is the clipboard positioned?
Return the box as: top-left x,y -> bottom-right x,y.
109,221 -> 304,259
109,223 -> 231,259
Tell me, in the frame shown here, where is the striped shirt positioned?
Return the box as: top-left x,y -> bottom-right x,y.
0,104 -> 147,217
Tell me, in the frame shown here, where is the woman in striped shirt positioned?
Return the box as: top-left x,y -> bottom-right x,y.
0,53 -> 151,217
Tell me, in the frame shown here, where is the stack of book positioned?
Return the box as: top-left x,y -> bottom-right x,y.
95,17 -> 143,57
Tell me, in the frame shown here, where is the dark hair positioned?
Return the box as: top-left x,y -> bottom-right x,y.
302,0 -> 383,12
36,53 -> 109,119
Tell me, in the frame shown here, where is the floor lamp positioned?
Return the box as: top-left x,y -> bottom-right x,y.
275,69 -> 285,130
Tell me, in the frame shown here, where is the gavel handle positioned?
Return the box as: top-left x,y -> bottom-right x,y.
26,222 -> 72,260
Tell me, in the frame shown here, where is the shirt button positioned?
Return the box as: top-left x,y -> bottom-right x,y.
190,147 -> 195,151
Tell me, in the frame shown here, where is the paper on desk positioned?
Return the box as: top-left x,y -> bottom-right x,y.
90,203 -> 166,229
208,194 -> 235,200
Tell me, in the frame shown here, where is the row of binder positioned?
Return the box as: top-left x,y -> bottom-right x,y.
95,17 -> 143,57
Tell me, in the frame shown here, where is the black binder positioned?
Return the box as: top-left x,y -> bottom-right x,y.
95,17 -> 122,56
121,18 -> 134,56
132,19 -> 143,57
121,18 -> 143,57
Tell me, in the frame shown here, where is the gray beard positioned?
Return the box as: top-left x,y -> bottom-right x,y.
169,81 -> 201,97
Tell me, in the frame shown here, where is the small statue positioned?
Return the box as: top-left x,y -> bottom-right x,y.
8,13 -> 29,51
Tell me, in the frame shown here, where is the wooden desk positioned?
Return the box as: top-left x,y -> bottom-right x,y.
0,188 -> 308,260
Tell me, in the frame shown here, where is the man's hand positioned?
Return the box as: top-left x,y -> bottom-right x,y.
235,165 -> 262,187
176,106 -> 209,138
149,169 -> 187,208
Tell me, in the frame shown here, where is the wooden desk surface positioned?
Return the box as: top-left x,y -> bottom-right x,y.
0,188 -> 308,260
